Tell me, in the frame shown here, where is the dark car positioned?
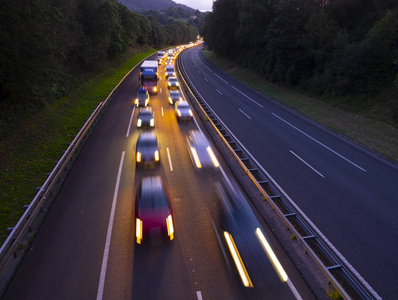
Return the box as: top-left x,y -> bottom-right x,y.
213,179 -> 288,288
137,107 -> 154,128
136,132 -> 160,166
187,130 -> 219,169
135,176 -> 175,244
135,88 -> 149,107
168,90 -> 182,105
175,101 -> 193,121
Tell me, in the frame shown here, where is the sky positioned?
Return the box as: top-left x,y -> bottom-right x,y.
174,0 -> 213,11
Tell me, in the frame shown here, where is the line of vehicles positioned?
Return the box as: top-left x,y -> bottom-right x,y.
133,45 -> 289,291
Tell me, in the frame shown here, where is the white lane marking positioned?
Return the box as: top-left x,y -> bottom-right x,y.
214,73 -> 229,85
166,147 -> 173,171
216,89 -> 223,95
204,65 -> 213,73
273,113 -> 367,172
198,70 -> 201,74
231,86 -> 264,108
204,78 -> 208,82
290,150 -> 325,178
96,151 -> 125,300
126,106 -> 136,137
161,107 -> 164,116
238,109 -> 252,120
196,291 -> 203,300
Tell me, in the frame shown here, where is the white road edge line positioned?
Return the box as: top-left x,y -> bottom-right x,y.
231,86 -> 264,108
126,107 -> 136,137
290,150 -> 325,178
196,291 -> 203,300
273,113 -> 367,172
96,151 -> 125,300
238,108 -> 252,120
166,147 -> 173,171
216,89 -> 223,95
287,279 -> 303,300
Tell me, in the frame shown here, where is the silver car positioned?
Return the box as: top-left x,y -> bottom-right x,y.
187,130 -> 219,169
168,90 -> 183,105
175,101 -> 193,121
137,107 -> 154,128
167,77 -> 179,90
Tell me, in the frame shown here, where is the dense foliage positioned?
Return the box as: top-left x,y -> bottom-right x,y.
0,0 -> 198,138
142,7 -> 206,29
201,0 -> 398,122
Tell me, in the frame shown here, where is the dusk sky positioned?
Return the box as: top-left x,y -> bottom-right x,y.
174,0 -> 213,11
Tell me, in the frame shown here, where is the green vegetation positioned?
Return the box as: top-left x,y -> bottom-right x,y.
0,49 -> 156,245
203,50 -> 398,162
326,284 -> 343,300
200,0 -> 398,124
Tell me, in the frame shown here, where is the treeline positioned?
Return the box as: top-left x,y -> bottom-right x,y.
201,0 -> 398,122
0,0 -> 198,137
142,7 -> 206,29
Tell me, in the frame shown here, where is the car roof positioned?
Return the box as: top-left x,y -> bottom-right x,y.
138,88 -> 147,93
170,91 -> 180,95
189,130 -> 209,145
138,132 -> 157,141
169,77 -> 177,80
139,176 -> 169,209
177,101 -> 189,107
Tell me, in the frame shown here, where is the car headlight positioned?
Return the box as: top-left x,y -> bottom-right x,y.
176,82 -> 179,86
150,119 -> 154,127
145,99 -> 149,106
177,110 -> 181,117
168,82 -> 171,86
189,109 -> 193,116
136,218 -> 143,244
135,98 -> 139,106
166,215 -> 174,240
154,150 -> 159,161
153,87 -> 157,92
136,152 -> 141,162
137,119 -> 142,127
169,97 -> 173,104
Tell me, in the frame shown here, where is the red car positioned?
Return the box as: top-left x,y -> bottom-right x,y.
135,176 -> 174,244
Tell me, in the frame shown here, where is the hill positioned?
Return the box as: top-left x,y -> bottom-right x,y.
117,0 -> 194,11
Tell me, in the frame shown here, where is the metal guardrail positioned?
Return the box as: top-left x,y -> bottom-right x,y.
176,50 -> 381,300
0,55 -> 152,297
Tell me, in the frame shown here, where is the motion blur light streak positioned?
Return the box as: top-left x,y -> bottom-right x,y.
166,215 -> 174,240
255,228 -> 288,282
191,147 -> 202,168
206,146 -> 219,167
223,231 -> 253,287
136,219 -> 143,244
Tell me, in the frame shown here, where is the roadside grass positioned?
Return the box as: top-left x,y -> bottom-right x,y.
202,50 -> 398,163
0,48 -> 157,245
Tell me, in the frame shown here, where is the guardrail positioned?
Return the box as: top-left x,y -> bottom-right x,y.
176,49 -> 381,300
0,55 -> 152,297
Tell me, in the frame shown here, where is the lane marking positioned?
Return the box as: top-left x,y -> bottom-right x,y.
126,106 -> 136,137
216,89 -> 223,95
273,113 -> 367,172
196,291 -> 203,300
161,107 -> 164,116
214,73 -> 229,85
204,78 -> 208,82
198,70 -> 201,74
166,147 -> 173,171
96,151 -> 125,300
238,108 -> 252,120
231,86 -> 264,108
287,279 -> 303,300
290,150 -> 325,178
204,65 -> 213,73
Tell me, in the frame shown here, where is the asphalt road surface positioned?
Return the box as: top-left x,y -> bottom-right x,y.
179,46 -> 398,300
3,52 -> 314,300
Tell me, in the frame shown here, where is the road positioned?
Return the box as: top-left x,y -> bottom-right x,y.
2,52 -> 314,300
179,46 -> 398,299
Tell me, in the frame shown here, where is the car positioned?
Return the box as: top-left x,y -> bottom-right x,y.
165,65 -> 175,79
187,130 -> 219,169
167,77 -> 179,90
213,179 -> 288,288
137,107 -> 154,128
136,132 -> 160,166
135,176 -> 174,244
134,88 -> 149,107
168,90 -> 183,105
175,100 -> 193,121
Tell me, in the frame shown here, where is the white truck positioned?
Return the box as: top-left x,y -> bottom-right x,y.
140,60 -> 158,94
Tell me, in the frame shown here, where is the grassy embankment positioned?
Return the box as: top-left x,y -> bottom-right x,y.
0,48 -> 157,245
203,50 -> 398,163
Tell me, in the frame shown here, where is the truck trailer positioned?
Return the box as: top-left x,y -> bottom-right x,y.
140,60 -> 158,94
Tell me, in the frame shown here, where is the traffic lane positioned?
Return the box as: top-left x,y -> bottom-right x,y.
184,47 -> 398,298
2,76 -> 139,300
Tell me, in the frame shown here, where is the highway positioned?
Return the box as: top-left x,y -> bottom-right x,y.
2,52 -> 315,300
179,46 -> 398,299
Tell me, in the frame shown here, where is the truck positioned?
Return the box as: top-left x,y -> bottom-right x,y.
140,60 -> 158,94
